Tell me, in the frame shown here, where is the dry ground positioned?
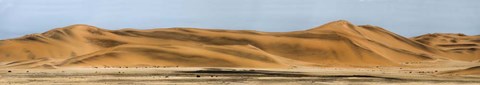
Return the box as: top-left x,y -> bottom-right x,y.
1,66 -> 479,85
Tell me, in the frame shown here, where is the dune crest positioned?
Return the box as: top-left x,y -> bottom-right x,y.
0,20 -> 478,68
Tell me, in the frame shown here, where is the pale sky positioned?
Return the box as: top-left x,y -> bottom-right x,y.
0,0 -> 479,39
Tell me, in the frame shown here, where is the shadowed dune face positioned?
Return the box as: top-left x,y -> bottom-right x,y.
0,20 -> 478,68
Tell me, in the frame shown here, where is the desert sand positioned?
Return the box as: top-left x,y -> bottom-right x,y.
0,20 -> 479,84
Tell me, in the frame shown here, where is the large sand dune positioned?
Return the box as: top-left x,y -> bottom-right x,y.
0,20 -> 478,68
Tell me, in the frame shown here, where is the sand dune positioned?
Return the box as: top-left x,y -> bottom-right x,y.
0,20 -> 478,68
413,33 -> 480,61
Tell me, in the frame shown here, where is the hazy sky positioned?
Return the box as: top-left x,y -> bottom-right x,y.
0,0 -> 479,39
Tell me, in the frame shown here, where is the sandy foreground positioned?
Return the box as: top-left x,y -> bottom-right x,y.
1,66 -> 479,85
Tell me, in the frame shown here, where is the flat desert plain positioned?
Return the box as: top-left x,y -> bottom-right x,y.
1,66 -> 480,85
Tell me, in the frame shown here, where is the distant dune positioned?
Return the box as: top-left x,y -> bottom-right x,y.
0,20 -> 478,69
412,33 -> 480,61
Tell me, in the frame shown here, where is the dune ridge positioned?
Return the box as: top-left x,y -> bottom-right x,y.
0,20 -> 478,69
